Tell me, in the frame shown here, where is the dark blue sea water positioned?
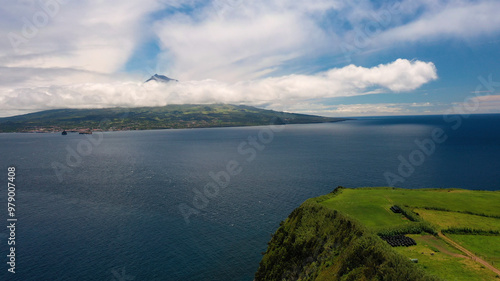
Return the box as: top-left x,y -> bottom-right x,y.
1,114 -> 499,280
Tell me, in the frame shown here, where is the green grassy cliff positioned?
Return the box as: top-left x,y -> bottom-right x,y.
255,190 -> 440,281
255,187 -> 500,281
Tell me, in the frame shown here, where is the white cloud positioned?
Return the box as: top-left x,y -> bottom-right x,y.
374,0 -> 500,46
0,59 -> 437,117
1,0 -> 161,74
331,102 -> 431,116
2,0 -> 498,83
450,94 -> 500,115
0,0 -> 161,117
0,66 -> 126,89
275,101 -> 436,117
152,0 -> 500,82
154,0 -> 338,82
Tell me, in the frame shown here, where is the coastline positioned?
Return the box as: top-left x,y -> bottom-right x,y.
0,119 -> 349,134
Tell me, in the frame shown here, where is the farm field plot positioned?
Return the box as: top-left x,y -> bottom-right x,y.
414,209 -> 500,231
319,189 -> 413,230
321,188 -> 500,217
319,187 -> 500,281
448,234 -> 500,266
394,234 -> 498,281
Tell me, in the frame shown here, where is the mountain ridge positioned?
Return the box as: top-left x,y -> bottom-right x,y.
0,104 -> 346,133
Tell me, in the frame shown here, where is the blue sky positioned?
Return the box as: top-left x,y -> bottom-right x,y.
1,0 -> 500,117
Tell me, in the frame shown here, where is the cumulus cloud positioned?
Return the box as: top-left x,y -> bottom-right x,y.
154,0 -> 337,82
153,0 -> 500,82
375,0 -> 500,45
0,59 -> 437,117
1,0 -> 161,73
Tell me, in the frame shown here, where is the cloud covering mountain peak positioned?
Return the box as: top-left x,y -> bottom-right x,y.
0,59 -> 437,117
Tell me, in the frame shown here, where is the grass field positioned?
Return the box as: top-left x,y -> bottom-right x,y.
415,209 -> 500,231
320,188 -> 500,219
318,189 -> 414,230
448,234 -> 500,266
394,234 -> 498,281
319,187 -> 500,280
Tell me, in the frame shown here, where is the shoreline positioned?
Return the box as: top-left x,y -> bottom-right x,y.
0,119 -> 350,134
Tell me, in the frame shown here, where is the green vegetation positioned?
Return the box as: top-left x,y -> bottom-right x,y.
442,228 -> 500,235
0,104 -> 345,132
255,191 -> 440,281
394,235 -> 497,281
320,188 -> 500,220
448,234 -> 500,266
415,209 -> 500,232
256,187 -> 500,281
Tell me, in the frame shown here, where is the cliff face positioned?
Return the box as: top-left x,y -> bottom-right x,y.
254,197 -> 440,281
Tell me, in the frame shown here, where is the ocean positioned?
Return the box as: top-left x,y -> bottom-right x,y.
1,114 -> 499,280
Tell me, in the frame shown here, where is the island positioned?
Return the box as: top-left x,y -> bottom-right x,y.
255,187 -> 500,281
0,104 -> 346,133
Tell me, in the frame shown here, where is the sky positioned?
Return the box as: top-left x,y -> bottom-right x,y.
1,0 -> 500,117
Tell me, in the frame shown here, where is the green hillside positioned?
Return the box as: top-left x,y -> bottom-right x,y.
0,104 -> 345,133
256,187 -> 500,281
